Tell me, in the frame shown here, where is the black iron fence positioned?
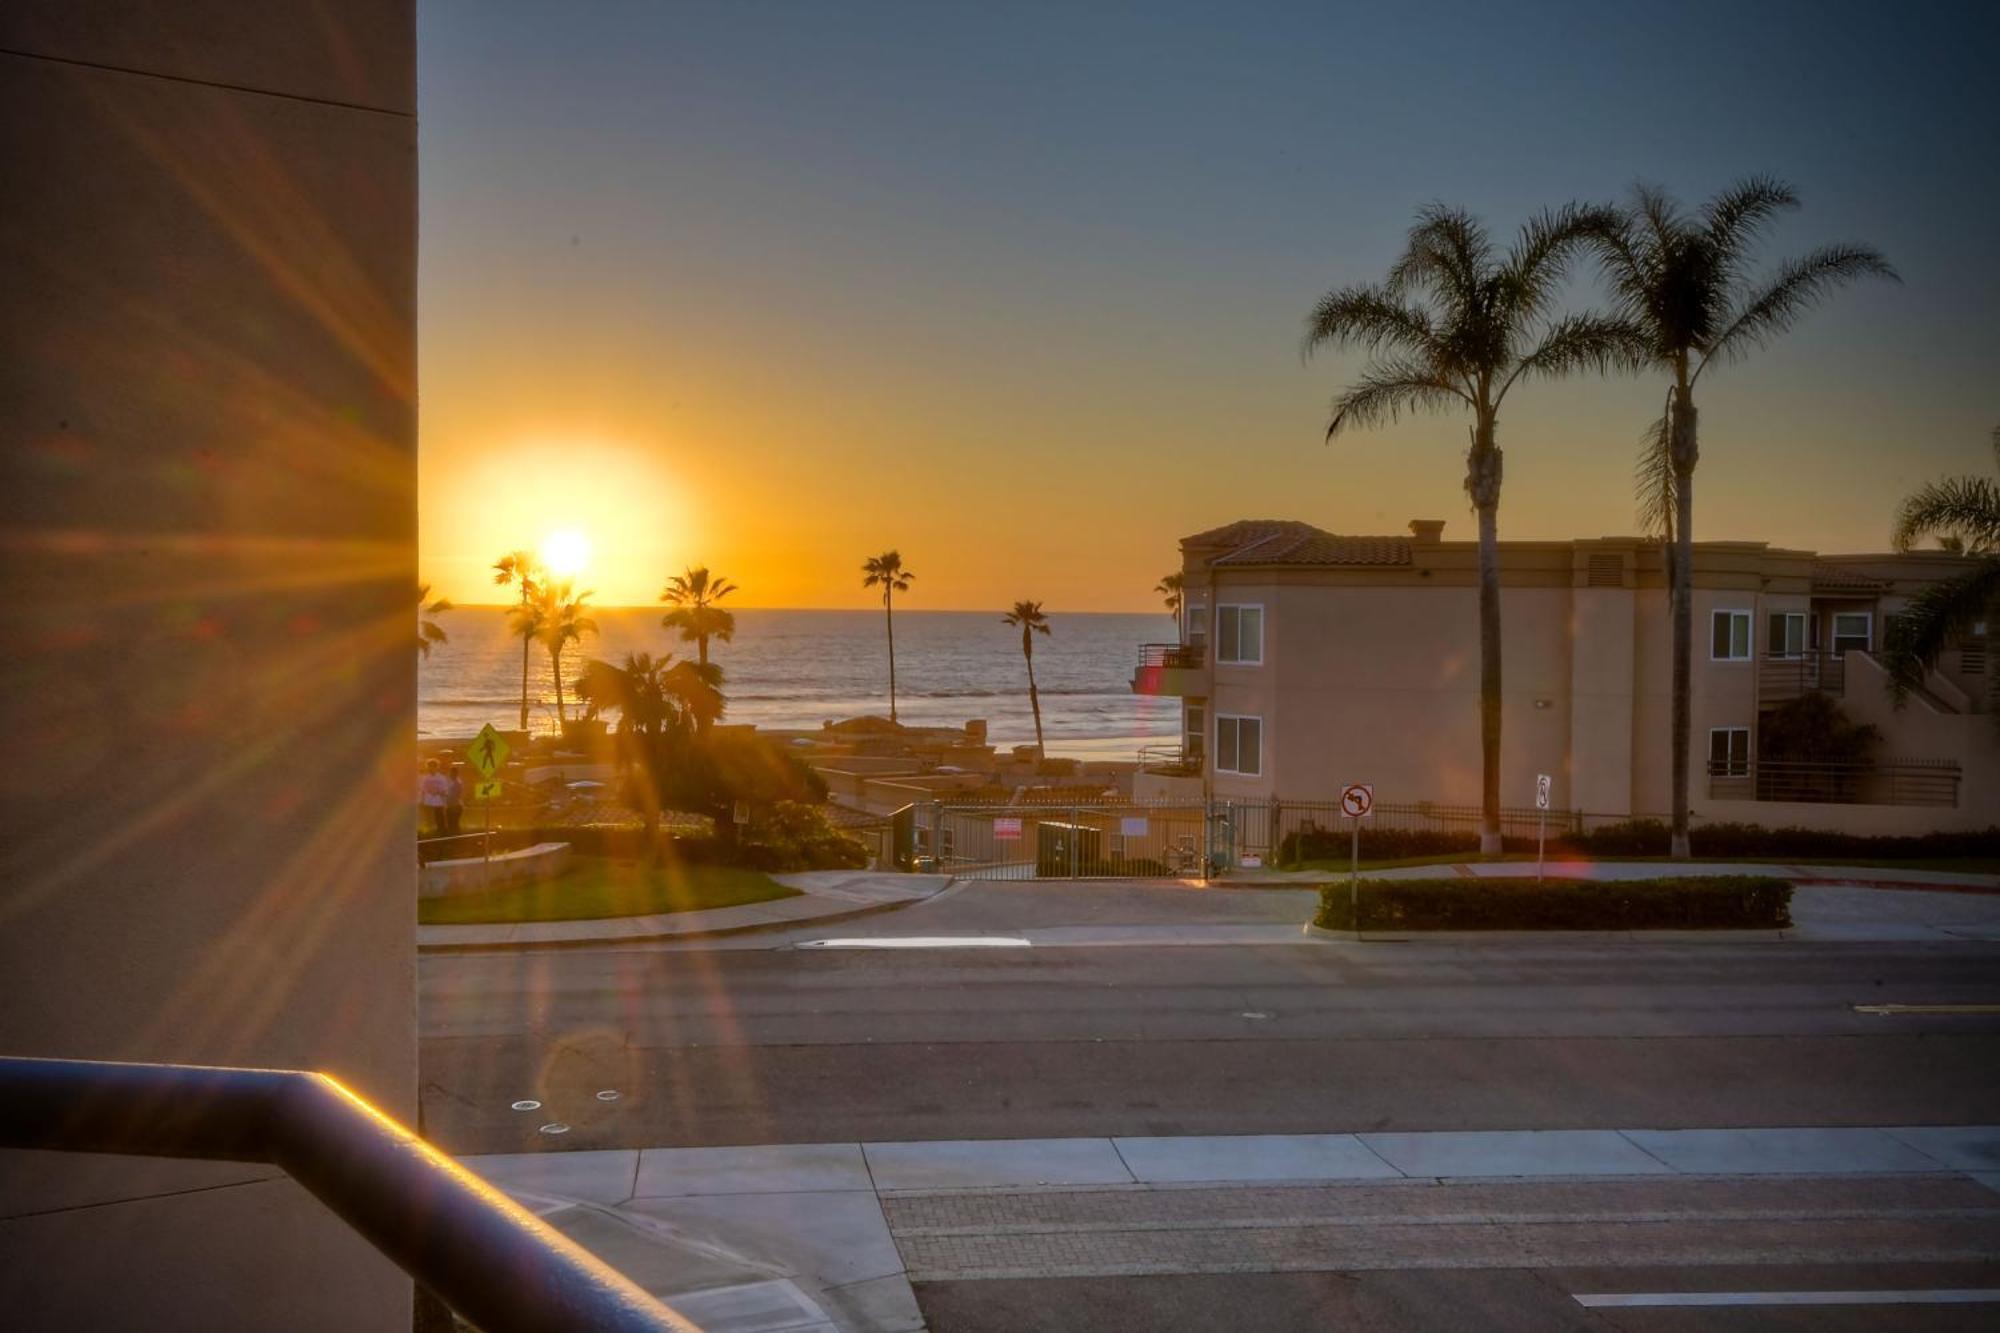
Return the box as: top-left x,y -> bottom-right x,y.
0,1057 -> 694,1332
1134,641 -> 1204,670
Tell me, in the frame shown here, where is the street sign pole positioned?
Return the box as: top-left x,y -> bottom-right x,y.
1534,773 -> 1552,884
1339,783 -> 1373,931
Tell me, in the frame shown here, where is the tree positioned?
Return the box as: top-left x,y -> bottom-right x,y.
417,584 -> 452,658
533,579 -> 597,728
493,550 -> 544,729
1595,179 -> 1896,858
1883,426 -> 2000,712
1306,202 -> 1645,852
1003,600 -> 1053,761
661,566 -> 739,669
862,550 -> 914,723
1758,692 -> 1880,803
574,650 -> 722,856
1155,572 -> 1184,638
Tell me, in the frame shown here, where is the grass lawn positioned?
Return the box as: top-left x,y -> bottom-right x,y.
420,856 -> 799,925
1287,851 -> 2000,875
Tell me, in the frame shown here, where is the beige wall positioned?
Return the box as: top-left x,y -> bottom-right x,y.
0,4 -> 417,1328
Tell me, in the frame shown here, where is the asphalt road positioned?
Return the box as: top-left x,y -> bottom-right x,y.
416,882 -> 2000,1329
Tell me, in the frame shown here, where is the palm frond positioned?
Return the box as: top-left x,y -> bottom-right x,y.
1386,203 -> 1489,312
1497,201 -> 1623,324
1302,285 -> 1442,361
1701,175 -> 1799,275
1325,359 -> 1469,437
1891,476 -> 2000,552
1701,243 -> 1898,375
1879,559 -> 2000,701
1634,413 -> 1675,541
1500,314 -> 1650,397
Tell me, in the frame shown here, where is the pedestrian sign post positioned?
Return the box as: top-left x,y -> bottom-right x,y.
1534,774 -> 1552,881
469,724 -> 510,883
1339,783 -> 1373,927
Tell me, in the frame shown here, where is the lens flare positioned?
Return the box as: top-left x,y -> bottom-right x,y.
540,528 -> 590,577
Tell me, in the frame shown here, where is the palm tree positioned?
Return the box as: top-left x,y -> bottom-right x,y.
534,579 -> 597,728
493,550 -> 544,729
574,650 -> 724,857
1306,202 -> 1645,852
1883,426 -> 2000,709
862,550 -> 914,723
1594,179 -> 1896,857
1156,572 -> 1184,639
417,584 -> 452,658
661,566 -> 739,670
1003,600 -> 1053,761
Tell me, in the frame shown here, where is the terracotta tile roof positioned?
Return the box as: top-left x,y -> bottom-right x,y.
1207,529 -> 1412,568
1181,519 -> 1329,549
1810,561 -> 1889,592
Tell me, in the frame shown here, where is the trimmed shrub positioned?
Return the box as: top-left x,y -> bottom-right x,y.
1280,825 -> 1482,865
1313,875 -> 1792,932
1561,820 -> 2000,861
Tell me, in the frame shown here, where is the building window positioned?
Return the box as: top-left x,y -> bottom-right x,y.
1183,701 -> 1205,761
1710,609 -> 1751,660
1216,604 -> 1263,665
1708,727 -> 1750,777
1831,612 -> 1872,655
1215,714 -> 1262,776
1767,612 -> 1806,658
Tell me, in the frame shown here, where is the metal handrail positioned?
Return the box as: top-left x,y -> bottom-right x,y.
1134,641 -> 1205,670
0,1057 -> 694,1332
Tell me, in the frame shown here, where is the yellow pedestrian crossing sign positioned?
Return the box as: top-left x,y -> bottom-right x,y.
469,723 -> 510,779
474,778 -> 503,802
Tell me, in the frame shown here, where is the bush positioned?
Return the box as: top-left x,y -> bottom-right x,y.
1313,875 -> 1792,932
1560,820 -> 2000,861
1280,824 -> 1482,865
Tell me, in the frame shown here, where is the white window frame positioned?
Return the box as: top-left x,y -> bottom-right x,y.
1707,726 -> 1751,777
1766,612 -> 1806,658
1214,713 -> 1263,777
1215,603 -> 1264,666
1831,611 -> 1872,654
1710,609 -> 1752,661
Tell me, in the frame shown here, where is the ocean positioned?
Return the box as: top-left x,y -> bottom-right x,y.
420,607 -> 1183,759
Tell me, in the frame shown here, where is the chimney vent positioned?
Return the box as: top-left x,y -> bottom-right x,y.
1408,519 -> 1445,544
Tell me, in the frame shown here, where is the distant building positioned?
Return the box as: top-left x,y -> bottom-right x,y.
1133,519 -> 1997,836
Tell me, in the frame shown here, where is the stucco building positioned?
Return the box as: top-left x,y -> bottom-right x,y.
1133,519 -> 1997,836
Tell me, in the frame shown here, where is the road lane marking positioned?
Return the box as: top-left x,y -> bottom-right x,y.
1853,1003 -> 2000,1014
1575,1290 -> 2000,1307
796,936 -> 1032,949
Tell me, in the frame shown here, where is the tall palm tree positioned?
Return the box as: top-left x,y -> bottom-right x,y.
862,550 -> 914,723
1883,426 -> 2000,709
574,650 -> 724,857
1593,179 -> 1896,857
1306,202 -> 1645,852
417,584 -> 452,658
1155,572 -> 1184,639
661,566 -> 739,670
493,550 -> 544,729
534,579 -> 597,728
1003,600 -> 1053,761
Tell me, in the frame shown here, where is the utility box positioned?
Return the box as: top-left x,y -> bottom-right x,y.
1036,820 -> 1100,876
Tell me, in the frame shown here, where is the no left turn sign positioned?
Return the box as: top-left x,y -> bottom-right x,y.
1340,784 -> 1374,818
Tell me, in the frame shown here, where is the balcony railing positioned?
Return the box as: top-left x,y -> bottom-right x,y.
1757,651 -> 1848,706
1135,641 -> 1205,670
1707,758 -> 1960,807
0,1057 -> 693,1332
1138,743 -> 1202,777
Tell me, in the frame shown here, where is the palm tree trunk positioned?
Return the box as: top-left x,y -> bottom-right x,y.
1026,651 -> 1045,762
518,633 -> 531,731
1668,386 -> 1699,859
885,594 -> 899,724
552,644 -> 566,726
1468,424 -> 1504,856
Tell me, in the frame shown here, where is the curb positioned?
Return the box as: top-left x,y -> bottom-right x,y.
416,887 -> 950,955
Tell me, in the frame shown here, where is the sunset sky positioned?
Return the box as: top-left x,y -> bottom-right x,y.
416,1 -> 1998,610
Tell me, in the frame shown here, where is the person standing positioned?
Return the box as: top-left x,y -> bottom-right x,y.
444,762 -> 466,836
418,759 -> 450,836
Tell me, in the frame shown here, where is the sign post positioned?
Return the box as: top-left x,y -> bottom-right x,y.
469,724 -> 511,886
1534,773 -> 1552,883
1339,783 -> 1374,928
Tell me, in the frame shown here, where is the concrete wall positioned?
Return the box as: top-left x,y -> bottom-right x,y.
0,4 -> 417,1328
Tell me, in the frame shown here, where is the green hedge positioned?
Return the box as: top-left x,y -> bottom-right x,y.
1313,875 -> 1792,932
1279,819 -> 2000,867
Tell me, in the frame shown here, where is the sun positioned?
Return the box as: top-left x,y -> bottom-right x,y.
540,528 -> 592,578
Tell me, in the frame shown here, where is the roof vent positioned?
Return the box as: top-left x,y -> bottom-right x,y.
1408,520 -> 1445,544
1587,553 -> 1624,587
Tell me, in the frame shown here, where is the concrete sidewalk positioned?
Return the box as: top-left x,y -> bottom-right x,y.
462,1124 -> 2000,1330
416,872 -> 952,952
